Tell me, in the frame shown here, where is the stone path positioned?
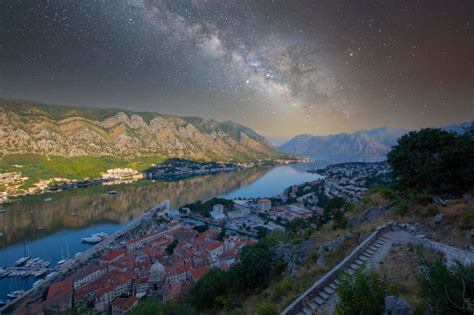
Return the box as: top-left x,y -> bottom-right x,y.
281,224 -> 474,315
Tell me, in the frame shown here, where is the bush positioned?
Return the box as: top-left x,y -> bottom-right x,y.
187,268 -> 229,310
388,128 -> 474,194
130,299 -> 197,315
461,212 -> 474,230
256,301 -> 278,315
336,268 -> 391,315
419,259 -> 474,314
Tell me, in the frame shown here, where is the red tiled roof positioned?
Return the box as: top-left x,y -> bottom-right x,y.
112,296 -> 138,309
100,248 -> 126,262
190,266 -> 208,280
206,242 -> 223,251
47,278 -> 73,301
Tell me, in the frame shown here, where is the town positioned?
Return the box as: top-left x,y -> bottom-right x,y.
309,161 -> 391,202
2,161 -> 387,314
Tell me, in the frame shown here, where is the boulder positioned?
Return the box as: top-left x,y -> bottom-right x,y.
384,295 -> 413,315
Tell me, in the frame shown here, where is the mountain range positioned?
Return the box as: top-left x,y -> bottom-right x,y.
278,121 -> 473,159
0,98 -> 284,162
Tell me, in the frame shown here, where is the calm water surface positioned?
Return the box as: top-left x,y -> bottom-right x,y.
0,162 -> 327,301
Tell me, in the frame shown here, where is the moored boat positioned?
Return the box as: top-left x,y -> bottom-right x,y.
15,257 -> 30,266
81,232 -> 108,244
7,290 -> 25,300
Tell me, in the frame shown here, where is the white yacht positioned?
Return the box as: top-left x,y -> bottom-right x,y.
15,257 -> 30,266
81,232 -> 108,244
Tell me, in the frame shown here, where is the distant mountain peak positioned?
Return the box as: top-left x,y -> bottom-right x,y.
279,122 -> 472,159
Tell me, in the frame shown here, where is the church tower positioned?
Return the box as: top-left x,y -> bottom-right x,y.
148,260 -> 165,301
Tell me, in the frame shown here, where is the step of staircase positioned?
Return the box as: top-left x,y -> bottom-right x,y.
314,296 -> 325,305
355,258 -> 365,265
323,286 -> 335,295
319,291 -> 330,300
307,300 -> 317,311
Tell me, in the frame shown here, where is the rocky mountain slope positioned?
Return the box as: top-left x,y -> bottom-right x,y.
279,122 -> 473,159
0,98 -> 285,162
279,127 -> 407,159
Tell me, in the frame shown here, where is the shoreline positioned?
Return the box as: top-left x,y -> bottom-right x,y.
0,159 -> 305,205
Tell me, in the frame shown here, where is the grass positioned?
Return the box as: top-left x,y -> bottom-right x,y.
0,154 -> 165,190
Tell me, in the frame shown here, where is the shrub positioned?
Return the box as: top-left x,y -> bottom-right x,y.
335,268 -> 391,315
461,212 -> 474,230
418,259 -> 474,314
256,301 -> 278,315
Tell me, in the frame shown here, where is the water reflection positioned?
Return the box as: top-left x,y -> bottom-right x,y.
0,167 -> 270,248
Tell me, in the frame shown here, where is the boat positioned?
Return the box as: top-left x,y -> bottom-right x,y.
57,259 -> 67,266
7,290 -> 25,300
0,208 -> 6,213
36,226 -> 45,230
108,190 -> 118,195
46,271 -> 57,279
33,279 -> 43,287
0,300 -> 6,306
69,210 -> 78,216
81,232 -> 108,244
0,231 -> 3,238
44,197 -> 52,202
34,269 -> 48,277
15,257 -> 30,266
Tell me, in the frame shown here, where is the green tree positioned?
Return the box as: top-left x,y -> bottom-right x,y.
188,268 -> 229,310
336,268 -> 390,315
239,242 -> 272,292
419,259 -> 474,314
387,128 -> 474,194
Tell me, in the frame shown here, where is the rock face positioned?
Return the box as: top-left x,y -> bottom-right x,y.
278,121 -> 472,159
278,127 -> 408,159
0,99 -> 284,162
272,240 -> 314,275
348,204 -> 392,227
384,295 -> 413,315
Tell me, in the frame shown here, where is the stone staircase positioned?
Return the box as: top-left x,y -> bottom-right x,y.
281,224 -> 394,315
281,222 -> 474,315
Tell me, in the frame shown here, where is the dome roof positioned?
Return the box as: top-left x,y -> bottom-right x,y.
150,261 -> 164,278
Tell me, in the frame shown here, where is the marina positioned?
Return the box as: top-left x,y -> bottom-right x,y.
1,257 -> 51,279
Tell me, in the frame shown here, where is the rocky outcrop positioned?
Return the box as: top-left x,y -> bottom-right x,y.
0,99 -> 285,162
272,239 -> 314,275
348,203 -> 393,227
384,295 -> 413,315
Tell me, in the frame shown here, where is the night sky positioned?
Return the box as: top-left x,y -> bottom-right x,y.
1,0 -> 473,142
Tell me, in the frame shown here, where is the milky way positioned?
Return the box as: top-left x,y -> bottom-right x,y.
1,0 -> 473,141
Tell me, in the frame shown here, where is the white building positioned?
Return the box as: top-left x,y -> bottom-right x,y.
257,198 -> 272,211
212,204 -> 224,212
210,206 -> 226,221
